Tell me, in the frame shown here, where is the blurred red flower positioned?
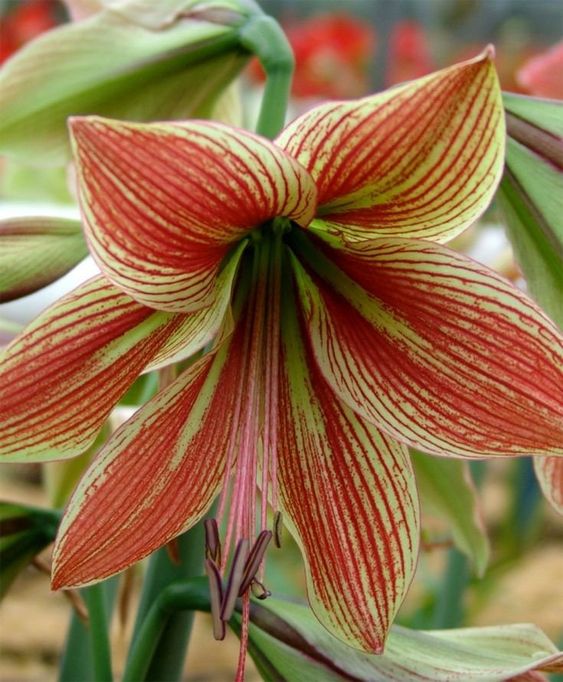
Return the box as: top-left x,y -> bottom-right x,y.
517,41 -> 563,99
386,20 -> 435,86
0,0 -> 59,64
249,12 -> 376,99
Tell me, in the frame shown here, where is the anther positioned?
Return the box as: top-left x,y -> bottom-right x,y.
205,559 -> 225,641
251,579 -> 272,600
238,530 -> 272,596
220,538 -> 250,621
273,511 -> 283,548
204,518 -> 222,566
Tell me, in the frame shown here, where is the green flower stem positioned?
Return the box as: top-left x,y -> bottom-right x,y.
84,583 -> 113,682
432,547 -> 470,629
123,577 -> 211,682
239,15 -> 294,139
126,524 -> 207,682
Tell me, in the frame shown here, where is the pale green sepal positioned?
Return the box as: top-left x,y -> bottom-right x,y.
0,216 -> 88,302
0,0 -> 253,163
499,138 -> 563,328
411,450 -> 490,576
503,92 -> 563,138
247,598 -> 563,681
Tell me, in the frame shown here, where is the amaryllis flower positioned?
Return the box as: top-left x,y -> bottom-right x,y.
1,50 -> 562,662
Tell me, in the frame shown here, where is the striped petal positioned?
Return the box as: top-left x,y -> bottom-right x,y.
0,248 -> 242,462
0,216 -> 88,303
277,49 -> 504,245
290,234 -> 563,458
534,456 -> 563,515
277,293 -> 419,652
52,321 -> 248,589
71,116 -> 317,312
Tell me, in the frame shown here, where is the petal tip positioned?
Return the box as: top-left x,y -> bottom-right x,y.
483,43 -> 496,61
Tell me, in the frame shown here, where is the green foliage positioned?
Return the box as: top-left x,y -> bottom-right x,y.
0,502 -> 60,599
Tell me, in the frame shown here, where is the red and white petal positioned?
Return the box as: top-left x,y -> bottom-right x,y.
71,116 -> 317,312
291,236 -> 563,458
534,456 -> 563,515
277,50 -> 503,245
0,255 -> 241,462
52,328 -> 249,588
277,297 -> 419,652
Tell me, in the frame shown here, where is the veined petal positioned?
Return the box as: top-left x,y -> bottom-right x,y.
277,291 -> 419,652
0,247 -> 242,463
52,319 -> 249,589
534,456 -> 563,515
0,216 -> 88,302
290,234 -> 563,458
277,49 -> 504,245
71,116 -> 317,312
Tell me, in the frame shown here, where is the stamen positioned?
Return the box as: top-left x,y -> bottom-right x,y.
273,511 -> 283,549
204,518 -> 222,565
221,538 -> 249,621
238,530 -> 272,596
251,579 -> 272,600
205,559 -> 225,641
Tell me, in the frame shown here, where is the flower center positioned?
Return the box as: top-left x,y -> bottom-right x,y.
204,230 -> 285,642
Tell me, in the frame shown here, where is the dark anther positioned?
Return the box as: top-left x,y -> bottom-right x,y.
204,518 -> 222,566
205,558 -> 225,641
273,511 -> 283,548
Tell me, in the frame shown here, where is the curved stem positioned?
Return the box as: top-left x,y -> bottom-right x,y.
127,521 -> 207,681
84,583 -> 113,682
123,578 -> 211,682
239,15 -> 294,139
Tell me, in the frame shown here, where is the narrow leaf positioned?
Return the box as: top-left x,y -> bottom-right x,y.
411,450 -> 489,575
0,502 -> 60,599
248,598 -> 563,681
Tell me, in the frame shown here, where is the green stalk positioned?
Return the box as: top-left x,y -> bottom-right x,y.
123,578 -> 211,682
126,524 -> 206,682
432,547 -> 470,629
59,578 -> 118,682
239,15 -> 294,139
84,584 -> 113,681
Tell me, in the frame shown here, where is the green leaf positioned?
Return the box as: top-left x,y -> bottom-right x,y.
499,95 -> 563,328
0,215 -> 88,302
411,450 -> 489,576
0,502 -> 60,599
247,598 -> 563,680
503,92 -> 563,138
0,0 -> 254,163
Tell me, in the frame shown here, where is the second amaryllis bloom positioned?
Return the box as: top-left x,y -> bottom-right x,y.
0,50 -> 562,657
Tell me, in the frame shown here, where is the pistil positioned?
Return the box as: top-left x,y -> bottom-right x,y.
203,231 -> 285,646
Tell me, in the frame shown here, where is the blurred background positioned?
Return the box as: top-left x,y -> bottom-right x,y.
0,0 -> 562,680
